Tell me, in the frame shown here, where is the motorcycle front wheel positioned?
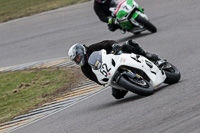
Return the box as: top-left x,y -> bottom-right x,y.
118,75 -> 154,96
163,64 -> 181,84
135,15 -> 157,33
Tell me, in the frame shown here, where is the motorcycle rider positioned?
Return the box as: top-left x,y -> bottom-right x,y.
68,40 -> 159,99
94,0 -> 120,32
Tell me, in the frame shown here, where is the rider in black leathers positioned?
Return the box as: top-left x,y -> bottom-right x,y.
68,40 -> 159,99
94,0 -> 120,32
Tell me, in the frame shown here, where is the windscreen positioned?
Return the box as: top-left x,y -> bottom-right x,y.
88,51 -> 102,70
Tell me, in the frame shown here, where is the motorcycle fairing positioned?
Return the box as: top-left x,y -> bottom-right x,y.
113,0 -> 148,30
90,50 -> 166,88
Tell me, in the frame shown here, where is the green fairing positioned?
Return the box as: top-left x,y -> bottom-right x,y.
116,0 -> 144,30
119,12 -> 139,29
132,12 -> 138,19
138,6 -> 144,13
127,0 -> 133,7
116,10 -> 128,19
119,21 -> 134,29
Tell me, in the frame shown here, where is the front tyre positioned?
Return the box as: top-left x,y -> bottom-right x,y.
118,75 -> 154,96
163,64 -> 181,84
135,15 -> 157,33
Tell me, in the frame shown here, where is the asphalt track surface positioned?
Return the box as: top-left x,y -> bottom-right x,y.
1,0 -> 200,133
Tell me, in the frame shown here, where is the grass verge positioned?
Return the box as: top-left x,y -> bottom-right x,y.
0,67 -> 85,124
0,0 -> 91,23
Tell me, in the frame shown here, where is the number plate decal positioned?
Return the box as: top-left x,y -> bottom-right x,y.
99,63 -> 111,77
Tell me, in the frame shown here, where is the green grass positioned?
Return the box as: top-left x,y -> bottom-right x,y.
0,0 -> 88,123
0,68 -> 83,123
0,0 -> 91,23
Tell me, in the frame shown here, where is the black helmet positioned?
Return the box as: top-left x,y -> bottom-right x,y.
96,0 -> 107,3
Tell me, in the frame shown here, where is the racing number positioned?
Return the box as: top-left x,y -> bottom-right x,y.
100,63 -> 111,77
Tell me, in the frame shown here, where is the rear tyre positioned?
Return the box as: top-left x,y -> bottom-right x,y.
118,75 -> 154,96
135,15 -> 157,33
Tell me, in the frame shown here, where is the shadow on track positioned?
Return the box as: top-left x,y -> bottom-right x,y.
154,81 -> 183,94
154,84 -> 169,94
89,84 -> 175,111
90,94 -> 145,111
116,32 -> 152,43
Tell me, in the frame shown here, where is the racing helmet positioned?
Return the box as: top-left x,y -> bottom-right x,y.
68,43 -> 86,66
96,0 -> 107,3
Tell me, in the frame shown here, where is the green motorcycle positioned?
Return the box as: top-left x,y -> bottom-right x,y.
109,0 -> 157,34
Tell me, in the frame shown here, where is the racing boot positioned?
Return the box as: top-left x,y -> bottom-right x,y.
122,40 -> 145,54
122,40 -> 159,62
128,41 -> 160,62
112,88 -> 128,99
144,52 -> 159,62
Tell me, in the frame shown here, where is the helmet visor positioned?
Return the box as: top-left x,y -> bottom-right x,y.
73,48 -> 84,65
74,55 -> 82,64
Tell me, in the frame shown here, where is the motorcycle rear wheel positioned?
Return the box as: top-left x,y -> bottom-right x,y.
118,75 -> 154,96
135,15 -> 157,33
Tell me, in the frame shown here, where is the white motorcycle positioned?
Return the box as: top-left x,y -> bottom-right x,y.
88,49 -> 181,96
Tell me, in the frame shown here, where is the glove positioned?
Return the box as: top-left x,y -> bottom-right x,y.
107,17 -> 118,32
108,17 -> 115,24
108,23 -> 118,32
112,44 -> 122,53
